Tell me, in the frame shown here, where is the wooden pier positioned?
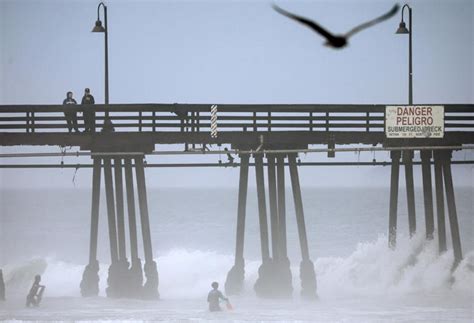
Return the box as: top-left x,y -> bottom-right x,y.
1,103 -> 472,299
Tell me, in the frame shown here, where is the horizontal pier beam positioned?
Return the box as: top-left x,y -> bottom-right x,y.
1,132 -> 473,148
0,144 -> 473,159
0,103 -> 473,113
1,160 -> 474,168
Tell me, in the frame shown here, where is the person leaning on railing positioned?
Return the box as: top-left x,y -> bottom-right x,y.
81,88 -> 96,133
63,91 -> 80,133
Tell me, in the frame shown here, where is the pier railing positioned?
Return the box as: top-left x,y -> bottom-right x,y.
0,104 -> 472,134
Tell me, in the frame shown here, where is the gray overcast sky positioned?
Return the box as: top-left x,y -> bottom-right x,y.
0,0 -> 472,188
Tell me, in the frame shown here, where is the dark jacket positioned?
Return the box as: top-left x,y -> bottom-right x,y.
81,94 -> 95,105
63,98 -> 77,116
63,98 -> 77,105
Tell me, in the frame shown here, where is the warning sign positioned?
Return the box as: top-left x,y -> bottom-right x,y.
385,105 -> 444,138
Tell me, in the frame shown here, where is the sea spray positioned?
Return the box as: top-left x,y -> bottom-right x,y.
315,232 -> 473,298
1,250 -> 260,299
2,237 -> 473,300
157,249 -> 258,299
453,251 -> 474,292
2,258 -> 47,297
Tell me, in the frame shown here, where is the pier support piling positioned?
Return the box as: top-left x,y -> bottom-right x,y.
225,154 -> 249,295
276,154 -> 293,298
253,154 -> 273,297
276,155 -> 288,261
114,158 -> 127,261
403,150 -> 416,237
104,157 -> 121,298
388,150 -> 401,248
80,157 -> 101,297
114,158 -> 131,297
135,156 -> 159,299
267,155 -> 280,262
420,150 -> 435,240
124,158 -> 143,297
255,155 -> 270,261
288,154 -> 317,299
434,152 -> 447,253
441,151 -> 463,269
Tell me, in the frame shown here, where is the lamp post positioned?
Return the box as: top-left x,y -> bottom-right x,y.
92,2 -> 109,117
396,4 -> 417,240
396,4 -> 412,105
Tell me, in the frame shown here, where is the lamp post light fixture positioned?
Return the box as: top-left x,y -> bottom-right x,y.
92,2 -> 109,117
396,4 -> 413,105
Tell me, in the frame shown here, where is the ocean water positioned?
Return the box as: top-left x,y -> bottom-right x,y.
0,187 -> 473,322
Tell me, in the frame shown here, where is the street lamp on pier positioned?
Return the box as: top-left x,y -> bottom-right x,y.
92,2 -> 109,117
395,4 -> 418,242
396,4 -> 413,105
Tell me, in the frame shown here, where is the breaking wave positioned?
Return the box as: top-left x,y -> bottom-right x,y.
316,233 -> 473,299
2,234 -> 473,299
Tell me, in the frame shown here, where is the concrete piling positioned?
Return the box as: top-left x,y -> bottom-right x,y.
267,154 -> 280,261
225,154 -> 249,295
253,154 -> 273,297
388,150 -> 401,248
80,157 -> 101,297
80,155 -> 160,299
103,157 -> 121,298
276,155 -> 288,261
114,158 -> 130,297
276,154 -> 293,298
288,154 -> 317,299
124,158 -> 143,297
135,156 -> 159,299
255,154 -> 270,261
114,158 -> 127,261
403,150 -> 416,237
441,151 -> 463,269
420,150 -> 435,240
433,151 -> 447,253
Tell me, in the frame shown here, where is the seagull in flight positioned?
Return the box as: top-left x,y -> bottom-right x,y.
273,4 -> 399,49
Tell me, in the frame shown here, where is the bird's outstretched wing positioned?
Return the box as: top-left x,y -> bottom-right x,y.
272,4 -> 336,42
345,4 -> 399,38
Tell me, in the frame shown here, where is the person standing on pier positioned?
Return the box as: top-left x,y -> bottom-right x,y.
25,275 -> 45,307
81,88 -> 96,132
207,281 -> 231,312
0,269 -> 5,301
63,91 -> 79,133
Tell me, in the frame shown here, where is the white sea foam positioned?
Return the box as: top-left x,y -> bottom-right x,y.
315,232 -> 474,298
3,234 -> 473,300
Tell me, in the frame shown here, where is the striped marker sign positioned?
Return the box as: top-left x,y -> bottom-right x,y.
211,104 -> 218,138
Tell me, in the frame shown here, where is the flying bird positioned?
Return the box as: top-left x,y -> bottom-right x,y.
273,4 -> 399,49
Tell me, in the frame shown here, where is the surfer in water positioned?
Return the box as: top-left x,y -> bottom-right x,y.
26,275 -> 45,307
207,281 -> 231,312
